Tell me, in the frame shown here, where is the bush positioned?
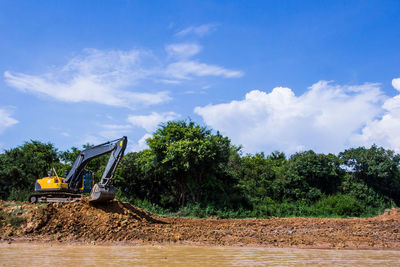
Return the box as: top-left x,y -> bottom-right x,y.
131,198 -> 169,216
315,194 -> 365,217
0,208 -> 26,228
7,188 -> 33,202
7,214 -> 25,228
341,173 -> 394,208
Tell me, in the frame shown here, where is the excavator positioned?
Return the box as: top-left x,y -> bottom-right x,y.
28,136 -> 127,203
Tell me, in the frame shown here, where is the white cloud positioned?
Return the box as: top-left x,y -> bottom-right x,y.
351,78 -> 400,151
127,112 -> 180,132
0,108 -> 18,134
98,124 -> 132,140
195,81 -> 386,154
130,133 -> 152,152
5,44 -> 243,103
157,79 -> 182,85
392,78 -> 400,91
166,61 -> 243,80
166,43 -> 202,59
4,49 -> 171,108
81,123 -> 132,145
164,42 -> 243,80
80,135 -> 104,146
175,24 -> 217,37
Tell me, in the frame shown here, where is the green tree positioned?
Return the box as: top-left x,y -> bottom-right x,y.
114,151 -> 154,201
276,151 -> 344,202
233,152 -> 286,206
119,120 -> 240,208
0,141 -> 59,199
339,145 -> 400,205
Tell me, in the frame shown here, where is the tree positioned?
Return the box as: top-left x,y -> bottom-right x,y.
289,151 -> 343,194
233,152 -> 287,206
114,151 -> 155,201
0,141 -> 59,199
275,150 -> 344,202
122,120 -> 239,208
339,145 -> 400,205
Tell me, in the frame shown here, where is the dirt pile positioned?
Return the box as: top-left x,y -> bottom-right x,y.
1,200 -> 400,249
376,208 -> 400,220
29,198 -> 162,242
0,198 -> 164,242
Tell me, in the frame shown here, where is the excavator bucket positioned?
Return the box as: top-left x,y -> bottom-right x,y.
89,183 -> 115,203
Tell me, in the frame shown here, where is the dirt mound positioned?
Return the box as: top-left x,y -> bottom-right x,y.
375,208 -> 400,220
24,198 -> 164,242
1,200 -> 400,248
0,198 -> 164,242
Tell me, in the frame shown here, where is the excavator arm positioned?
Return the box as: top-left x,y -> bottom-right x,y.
65,136 -> 127,203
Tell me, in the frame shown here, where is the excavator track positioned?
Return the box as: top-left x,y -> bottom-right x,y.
29,192 -> 82,203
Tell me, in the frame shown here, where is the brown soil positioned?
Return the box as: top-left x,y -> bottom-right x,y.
1,199 -> 399,249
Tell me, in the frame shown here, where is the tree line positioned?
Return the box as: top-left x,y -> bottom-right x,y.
1,120 -> 399,218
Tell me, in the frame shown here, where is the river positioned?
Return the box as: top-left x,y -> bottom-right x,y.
1,243 -> 399,266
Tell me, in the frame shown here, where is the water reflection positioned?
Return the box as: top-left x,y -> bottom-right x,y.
0,243 -> 399,266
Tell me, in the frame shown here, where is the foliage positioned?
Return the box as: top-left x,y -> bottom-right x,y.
7,187 -> 33,202
315,194 -> 365,217
339,146 -> 400,205
114,151 -> 152,202
0,141 -> 59,199
278,151 -> 344,202
115,120 -> 243,208
0,121 -> 399,218
0,206 -> 26,228
232,152 -> 285,206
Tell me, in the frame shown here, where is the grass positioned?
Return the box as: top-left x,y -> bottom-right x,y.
0,210 -> 5,221
0,209 -> 26,229
11,208 -> 26,216
124,195 -> 389,219
7,216 -> 25,228
0,204 -> 27,229
4,202 -> 21,207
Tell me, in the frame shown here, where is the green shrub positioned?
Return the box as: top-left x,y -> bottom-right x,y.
132,198 -> 169,216
7,215 -> 25,228
0,210 -> 5,222
0,209 -> 26,228
315,194 -> 365,217
7,188 -> 33,202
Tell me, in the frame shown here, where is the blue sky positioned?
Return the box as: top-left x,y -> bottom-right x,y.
1,0 -> 399,154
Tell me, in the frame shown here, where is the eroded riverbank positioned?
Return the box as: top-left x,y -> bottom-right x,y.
1,199 -> 399,249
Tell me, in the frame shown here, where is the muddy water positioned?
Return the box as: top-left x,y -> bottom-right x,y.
1,244 -> 400,266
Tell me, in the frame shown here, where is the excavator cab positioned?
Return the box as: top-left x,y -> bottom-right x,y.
74,170 -> 94,193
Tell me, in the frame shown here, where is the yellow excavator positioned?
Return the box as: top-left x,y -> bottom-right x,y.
29,136 -> 128,203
